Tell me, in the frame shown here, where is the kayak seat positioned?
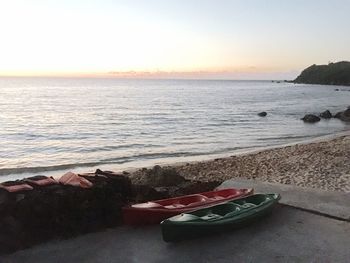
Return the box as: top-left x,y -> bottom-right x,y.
164,204 -> 186,209
210,196 -> 225,200
233,194 -> 269,206
132,202 -> 164,208
203,188 -> 239,198
201,213 -> 223,221
209,203 -> 239,216
241,203 -> 257,209
174,213 -> 202,222
176,195 -> 208,205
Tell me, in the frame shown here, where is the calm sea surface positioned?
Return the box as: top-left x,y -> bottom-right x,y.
0,77 -> 349,181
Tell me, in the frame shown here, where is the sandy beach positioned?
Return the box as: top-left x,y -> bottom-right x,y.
130,132 -> 350,192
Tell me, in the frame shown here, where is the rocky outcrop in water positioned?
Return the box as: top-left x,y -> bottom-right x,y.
334,107 -> 350,122
319,110 -> 332,119
301,114 -> 321,123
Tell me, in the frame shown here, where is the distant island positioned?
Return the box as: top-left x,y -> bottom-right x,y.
294,61 -> 350,86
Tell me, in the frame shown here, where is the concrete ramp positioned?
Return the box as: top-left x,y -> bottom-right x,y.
219,179 -> 350,221
1,206 -> 349,263
1,180 -> 350,263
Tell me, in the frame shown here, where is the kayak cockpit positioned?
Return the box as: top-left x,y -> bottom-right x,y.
232,193 -> 278,206
201,188 -> 251,200
169,194 -> 280,223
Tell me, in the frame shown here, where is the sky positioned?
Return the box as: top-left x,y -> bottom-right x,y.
0,0 -> 349,79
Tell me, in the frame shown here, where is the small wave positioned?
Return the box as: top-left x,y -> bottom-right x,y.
0,147 -> 250,176
77,143 -> 157,153
0,151 -> 197,176
257,135 -> 315,141
101,151 -> 193,163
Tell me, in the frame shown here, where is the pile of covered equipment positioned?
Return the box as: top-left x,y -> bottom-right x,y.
0,169 -> 131,254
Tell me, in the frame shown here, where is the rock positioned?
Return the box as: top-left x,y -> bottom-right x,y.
144,166 -> 186,187
333,108 -> 350,122
301,114 -> 321,123
334,111 -> 343,118
130,180 -> 221,203
319,110 -> 332,119
344,108 -> 350,117
335,88 -> 340,91
258,111 -> 267,117
131,184 -> 169,202
174,181 -> 222,196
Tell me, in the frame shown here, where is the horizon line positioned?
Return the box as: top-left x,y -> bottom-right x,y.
0,75 -> 295,81
0,75 -> 293,82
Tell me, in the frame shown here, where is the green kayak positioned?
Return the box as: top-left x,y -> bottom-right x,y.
161,193 -> 281,242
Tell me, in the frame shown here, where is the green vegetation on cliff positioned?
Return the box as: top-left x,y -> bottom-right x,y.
294,61 -> 350,86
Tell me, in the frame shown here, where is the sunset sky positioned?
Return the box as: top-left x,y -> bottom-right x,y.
0,0 -> 349,79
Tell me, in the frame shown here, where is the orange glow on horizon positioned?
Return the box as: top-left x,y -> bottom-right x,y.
0,66 -> 299,80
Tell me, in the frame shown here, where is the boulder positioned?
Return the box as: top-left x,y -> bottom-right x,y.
334,111 -> 343,118
301,114 -> 321,123
258,111 -> 267,117
344,108 -> 350,117
333,108 -> 350,122
143,165 -> 186,187
131,180 -> 222,203
171,180 -> 222,196
319,110 -> 332,119
128,166 -> 222,202
131,184 -> 169,203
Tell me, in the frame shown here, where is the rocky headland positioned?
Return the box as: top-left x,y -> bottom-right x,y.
294,61 -> 350,86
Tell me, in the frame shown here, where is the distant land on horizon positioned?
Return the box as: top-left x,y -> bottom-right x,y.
294,61 -> 350,86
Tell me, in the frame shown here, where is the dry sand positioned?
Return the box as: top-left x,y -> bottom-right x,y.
130,132 -> 350,192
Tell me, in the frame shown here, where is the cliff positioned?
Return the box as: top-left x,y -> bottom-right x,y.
294,61 -> 350,86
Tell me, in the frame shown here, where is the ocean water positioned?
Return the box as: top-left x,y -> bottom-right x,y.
0,77 -> 349,181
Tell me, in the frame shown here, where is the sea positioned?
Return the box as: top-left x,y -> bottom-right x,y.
0,77 -> 349,182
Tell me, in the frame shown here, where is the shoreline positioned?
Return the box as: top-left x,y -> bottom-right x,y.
1,130 -> 350,189
148,130 -> 350,170
130,130 -> 350,193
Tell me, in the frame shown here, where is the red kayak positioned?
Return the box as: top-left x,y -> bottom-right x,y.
122,188 -> 253,225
